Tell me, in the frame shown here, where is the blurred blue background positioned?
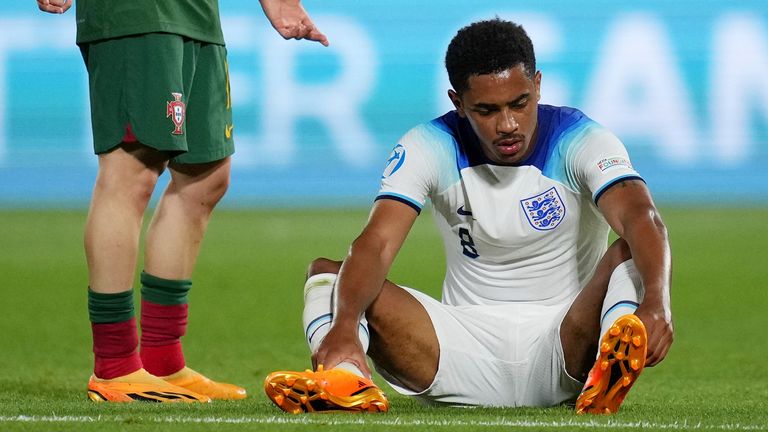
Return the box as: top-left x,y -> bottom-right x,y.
0,0 -> 766,207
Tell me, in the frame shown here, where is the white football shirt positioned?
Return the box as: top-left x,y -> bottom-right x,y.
377,105 -> 642,306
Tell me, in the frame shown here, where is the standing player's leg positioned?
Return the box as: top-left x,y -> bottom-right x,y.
82,33 -> 223,403
143,158 -> 230,279
86,143 -> 165,296
85,143 -> 165,381
560,239 -> 647,414
135,37 -> 242,400
82,33 -> 228,402
85,143 -> 211,403
139,157 -> 245,400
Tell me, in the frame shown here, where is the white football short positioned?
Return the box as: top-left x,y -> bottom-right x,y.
374,287 -> 584,407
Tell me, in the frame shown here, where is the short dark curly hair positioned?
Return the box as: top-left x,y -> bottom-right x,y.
445,18 -> 536,94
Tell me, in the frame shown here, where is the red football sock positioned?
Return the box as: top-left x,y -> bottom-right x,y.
92,317 -> 142,379
140,300 -> 188,377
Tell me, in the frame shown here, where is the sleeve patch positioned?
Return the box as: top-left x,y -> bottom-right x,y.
597,156 -> 634,172
597,156 -> 633,172
381,144 -> 406,179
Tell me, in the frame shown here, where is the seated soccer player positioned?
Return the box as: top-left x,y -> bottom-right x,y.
264,18 -> 673,413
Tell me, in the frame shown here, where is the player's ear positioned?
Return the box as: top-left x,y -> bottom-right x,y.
534,71 -> 542,102
448,89 -> 466,117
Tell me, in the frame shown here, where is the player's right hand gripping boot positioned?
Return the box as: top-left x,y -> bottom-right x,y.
264,365 -> 389,413
87,368 -> 211,403
576,314 -> 647,414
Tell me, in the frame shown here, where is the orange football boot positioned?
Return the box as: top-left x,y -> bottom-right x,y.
87,368 -> 211,403
162,367 -> 247,400
264,365 -> 389,413
576,314 -> 647,414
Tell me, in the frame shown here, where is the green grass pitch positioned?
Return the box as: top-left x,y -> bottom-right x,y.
0,207 -> 766,431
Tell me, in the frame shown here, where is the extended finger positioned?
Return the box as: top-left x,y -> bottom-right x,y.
311,349 -> 337,371
301,24 -> 315,39
646,336 -> 672,367
652,333 -> 673,365
297,17 -> 328,45
648,347 -> 666,367
653,344 -> 670,365
646,351 -> 660,367
310,352 -> 319,370
350,358 -> 372,378
644,332 -> 661,366
307,28 -> 329,46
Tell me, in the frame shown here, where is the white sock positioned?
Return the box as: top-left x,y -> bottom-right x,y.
599,259 -> 645,339
302,273 -> 370,377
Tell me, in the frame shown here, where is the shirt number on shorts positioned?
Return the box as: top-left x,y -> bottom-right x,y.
458,227 -> 479,259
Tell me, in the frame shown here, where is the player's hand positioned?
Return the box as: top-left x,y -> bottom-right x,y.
312,326 -> 371,378
634,301 -> 673,367
37,0 -> 71,14
258,0 -> 329,46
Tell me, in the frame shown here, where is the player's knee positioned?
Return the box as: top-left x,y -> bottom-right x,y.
195,161 -> 230,206
130,174 -> 157,206
172,159 -> 231,210
97,165 -> 158,208
205,170 -> 230,206
306,257 -> 341,278
181,170 -> 230,213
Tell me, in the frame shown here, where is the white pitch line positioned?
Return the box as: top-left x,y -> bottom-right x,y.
0,415 -> 765,430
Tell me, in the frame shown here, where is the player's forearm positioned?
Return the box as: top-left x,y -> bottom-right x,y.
331,234 -> 395,331
622,209 -> 672,310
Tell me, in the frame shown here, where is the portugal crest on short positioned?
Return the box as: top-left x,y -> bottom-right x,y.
166,92 -> 185,135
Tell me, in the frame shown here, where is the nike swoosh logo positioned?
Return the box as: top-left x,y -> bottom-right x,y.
225,124 -> 234,139
457,205 -> 473,216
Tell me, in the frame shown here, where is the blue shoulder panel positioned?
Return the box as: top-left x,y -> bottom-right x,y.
428,106 -> 595,181
537,105 -> 597,185
429,111 -> 485,171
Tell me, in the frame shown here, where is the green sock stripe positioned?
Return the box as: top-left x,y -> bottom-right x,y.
88,288 -> 134,324
140,271 -> 191,305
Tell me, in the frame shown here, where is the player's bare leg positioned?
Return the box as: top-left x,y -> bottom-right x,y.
141,156 -> 245,400
365,281 -> 440,392
85,142 -> 166,295
306,258 -> 441,392
560,239 -> 647,414
85,143 -> 210,403
265,258 -> 438,413
561,239 -> 633,379
144,157 -> 231,279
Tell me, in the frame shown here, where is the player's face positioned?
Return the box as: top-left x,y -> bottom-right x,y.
449,65 -> 541,165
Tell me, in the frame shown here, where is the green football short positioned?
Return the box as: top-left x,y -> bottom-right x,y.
80,33 -> 234,164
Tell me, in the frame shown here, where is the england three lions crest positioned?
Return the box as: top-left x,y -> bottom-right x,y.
520,187 -> 566,231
